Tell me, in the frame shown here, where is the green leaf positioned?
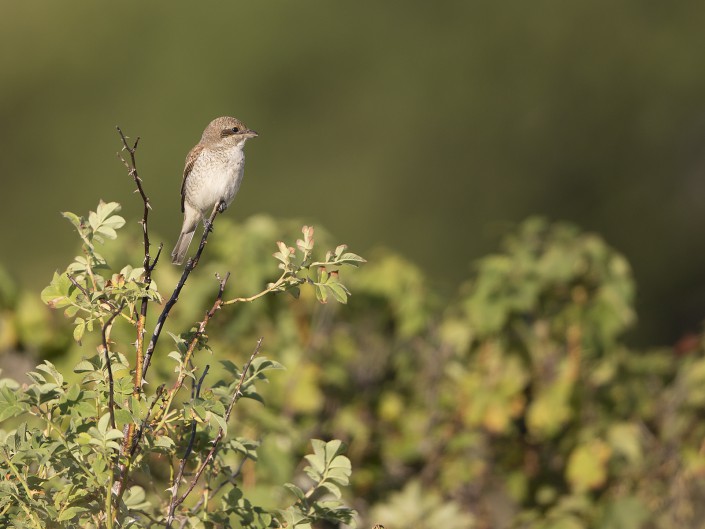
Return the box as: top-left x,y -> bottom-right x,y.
61,211 -> 83,230
35,361 -> 63,386
73,319 -> 86,343
41,272 -> 73,309
211,412 -> 228,435
154,436 -> 175,449
95,201 -> 122,222
319,481 -> 342,498
105,428 -> 124,442
167,351 -> 182,363
339,252 -> 366,263
74,358 -> 98,373
315,284 -> 328,303
97,413 -> 111,436
284,483 -> 305,501
57,506 -> 88,522
326,283 -> 349,304
250,357 -> 284,374
114,408 -> 133,426
95,226 -> 118,240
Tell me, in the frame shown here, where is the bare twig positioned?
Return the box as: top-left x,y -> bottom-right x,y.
141,201 -> 223,381
116,126 -> 161,392
164,338 -> 264,528
116,127 -> 150,264
101,300 -> 126,431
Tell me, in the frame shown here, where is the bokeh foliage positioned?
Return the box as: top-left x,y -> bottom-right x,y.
1,210 -> 704,527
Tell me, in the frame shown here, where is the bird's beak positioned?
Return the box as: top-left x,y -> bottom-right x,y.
245,129 -> 258,138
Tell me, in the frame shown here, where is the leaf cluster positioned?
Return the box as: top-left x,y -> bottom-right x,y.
0,195 -> 364,528
40,201 -> 161,343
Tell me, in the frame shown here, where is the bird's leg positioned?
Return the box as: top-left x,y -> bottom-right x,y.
204,202 -> 222,232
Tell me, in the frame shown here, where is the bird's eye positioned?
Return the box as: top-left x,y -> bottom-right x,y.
231,127 -> 239,133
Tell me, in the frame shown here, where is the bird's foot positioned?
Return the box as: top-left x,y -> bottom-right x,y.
217,201 -> 227,213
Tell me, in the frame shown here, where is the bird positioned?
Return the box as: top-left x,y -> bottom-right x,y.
171,116 -> 258,265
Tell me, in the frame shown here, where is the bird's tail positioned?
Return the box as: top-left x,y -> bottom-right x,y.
171,230 -> 196,265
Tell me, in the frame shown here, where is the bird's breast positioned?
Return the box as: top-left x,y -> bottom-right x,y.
186,146 -> 246,213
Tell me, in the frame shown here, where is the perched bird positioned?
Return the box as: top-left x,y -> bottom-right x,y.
171,116 -> 258,265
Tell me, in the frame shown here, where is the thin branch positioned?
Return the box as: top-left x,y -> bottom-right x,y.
116,126 -> 161,392
66,273 -> 136,326
66,273 -> 91,299
116,127 -> 150,264
141,201 -> 223,382
101,300 -> 126,431
222,277 -> 286,306
150,273 -> 230,440
224,338 -> 264,422
164,338 -> 264,528
131,509 -> 167,527
165,365 -> 209,525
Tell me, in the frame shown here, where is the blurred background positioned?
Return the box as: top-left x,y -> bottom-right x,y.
2,1 -> 705,346
5,3 -> 705,528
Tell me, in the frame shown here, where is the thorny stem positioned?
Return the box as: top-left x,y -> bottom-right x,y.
116,127 -> 163,497
116,126 -> 162,392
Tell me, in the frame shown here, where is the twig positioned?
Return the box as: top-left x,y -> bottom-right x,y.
164,338 -> 264,528
132,509 -> 168,527
115,127 -> 163,503
150,273 -> 230,444
101,300 -> 126,431
141,201 -> 222,381
116,127 -> 150,265
66,273 -> 91,299
116,126 -> 161,392
165,366 -> 209,525
66,273 -> 136,326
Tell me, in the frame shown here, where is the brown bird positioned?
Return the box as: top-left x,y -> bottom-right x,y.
171,116 -> 258,265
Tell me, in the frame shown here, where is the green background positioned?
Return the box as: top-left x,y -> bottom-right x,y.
2,1 -> 705,345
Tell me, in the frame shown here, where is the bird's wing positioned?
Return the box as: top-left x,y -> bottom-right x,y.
180,144 -> 205,213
